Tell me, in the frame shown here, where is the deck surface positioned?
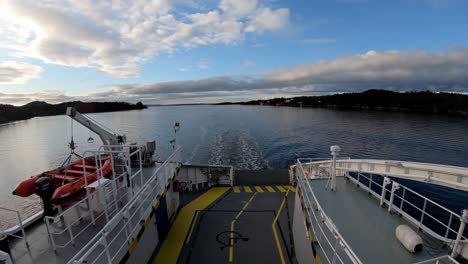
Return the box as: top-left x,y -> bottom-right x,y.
308,178 -> 449,264
154,187 -> 230,263
174,186 -> 296,264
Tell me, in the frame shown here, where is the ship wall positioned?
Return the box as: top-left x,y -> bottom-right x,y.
126,181 -> 180,264
292,191 -> 316,264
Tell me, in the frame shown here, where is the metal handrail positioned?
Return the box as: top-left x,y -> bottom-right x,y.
45,148 -> 135,250
413,255 -> 460,264
68,147 -> 181,264
0,207 -> 29,248
296,160 -> 363,264
300,159 -> 468,191
347,171 -> 468,244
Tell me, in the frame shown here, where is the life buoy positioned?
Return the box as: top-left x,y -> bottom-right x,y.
173,180 -> 181,192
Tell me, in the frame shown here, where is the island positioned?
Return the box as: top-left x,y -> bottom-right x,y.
218,90 -> 468,116
0,101 -> 146,124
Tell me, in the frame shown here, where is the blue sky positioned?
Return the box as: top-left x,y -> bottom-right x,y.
0,0 -> 468,105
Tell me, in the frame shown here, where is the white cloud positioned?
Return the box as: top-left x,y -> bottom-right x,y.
0,0 -> 290,78
219,0 -> 258,16
3,47 -> 468,105
0,61 -> 42,84
266,48 -> 468,86
245,8 -> 290,33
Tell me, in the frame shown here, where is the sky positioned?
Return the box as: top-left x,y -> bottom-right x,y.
0,0 -> 468,105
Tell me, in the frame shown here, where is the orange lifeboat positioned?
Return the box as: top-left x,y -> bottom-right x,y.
13,156 -> 112,207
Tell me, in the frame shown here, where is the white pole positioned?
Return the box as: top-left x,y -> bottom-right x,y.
330,145 -> 341,191
380,177 -> 391,207
452,209 -> 468,257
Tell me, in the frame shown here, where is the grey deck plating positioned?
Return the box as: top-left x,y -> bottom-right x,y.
178,190 -> 297,264
308,178 -> 449,264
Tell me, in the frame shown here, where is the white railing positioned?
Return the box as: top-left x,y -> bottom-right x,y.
346,171 -> 468,244
299,159 -> 468,191
44,146 -> 144,251
68,147 -> 181,264
413,255 -> 460,264
0,207 -> 29,247
295,160 -> 363,264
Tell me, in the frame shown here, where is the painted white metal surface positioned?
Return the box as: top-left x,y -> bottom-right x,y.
68,147 -> 181,264
292,153 -> 468,263
298,159 -> 468,191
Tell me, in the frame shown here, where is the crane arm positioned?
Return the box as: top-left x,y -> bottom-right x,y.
66,107 -> 125,146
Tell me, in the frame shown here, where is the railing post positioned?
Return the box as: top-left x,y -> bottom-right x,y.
445,214 -> 453,239
330,145 -> 341,191
15,211 -> 29,248
451,209 -> 468,257
45,218 -> 57,253
380,177 -> 391,207
399,188 -> 406,211
388,182 -> 400,213
100,232 -> 112,264
419,199 -> 427,228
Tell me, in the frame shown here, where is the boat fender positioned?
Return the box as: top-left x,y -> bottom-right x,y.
395,225 -> 423,253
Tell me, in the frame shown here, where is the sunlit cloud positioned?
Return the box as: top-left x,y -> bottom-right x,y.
0,0 -> 290,78
2,47 -> 468,105
0,61 -> 42,84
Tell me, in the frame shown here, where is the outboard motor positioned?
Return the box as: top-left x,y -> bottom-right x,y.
34,177 -> 55,216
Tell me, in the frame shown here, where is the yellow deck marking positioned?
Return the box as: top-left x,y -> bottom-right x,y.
185,211 -> 200,245
265,186 -> 276,192
144,216 -> 151,229
277,186 -> 287,192
154,187 -> 229,264
272,189 -> 290,264
129,239 -> 138,255
288,185 -> 297,192
244,186 -> 253,193
316,255 -> 323,264
254,186 -> 264,192
229,193 -> 257,262
233,186 -> 240,193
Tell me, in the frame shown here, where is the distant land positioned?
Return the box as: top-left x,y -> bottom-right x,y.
218,90 -> 468,117
0,101 -> 146,124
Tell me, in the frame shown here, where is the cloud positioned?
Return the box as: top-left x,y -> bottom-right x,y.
0,90 -> 74,105
2,47 -> 468,105
266,49 -> 468,88
0,61 -> 42,84
245,8 -> 290,33
0,0 -> 290,78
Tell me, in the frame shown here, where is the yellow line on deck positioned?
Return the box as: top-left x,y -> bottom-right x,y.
185,211 -> 200,245
244,186 -> 253,193
265,186 -> 276,192
229,193 -> 257,262
233,186 -> 240,193
289,185 -> 297,192
153,187 -> 229,264
277,186 -> 287,192
272,189 -> 290,264
254,186 -> 264,192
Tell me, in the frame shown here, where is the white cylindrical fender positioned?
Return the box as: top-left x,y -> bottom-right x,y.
395,225 -> 423,253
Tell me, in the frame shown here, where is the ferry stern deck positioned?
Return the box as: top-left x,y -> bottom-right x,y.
307,178 -> 446,264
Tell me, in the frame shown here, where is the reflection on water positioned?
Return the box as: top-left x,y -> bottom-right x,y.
1,105 -> 467,205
